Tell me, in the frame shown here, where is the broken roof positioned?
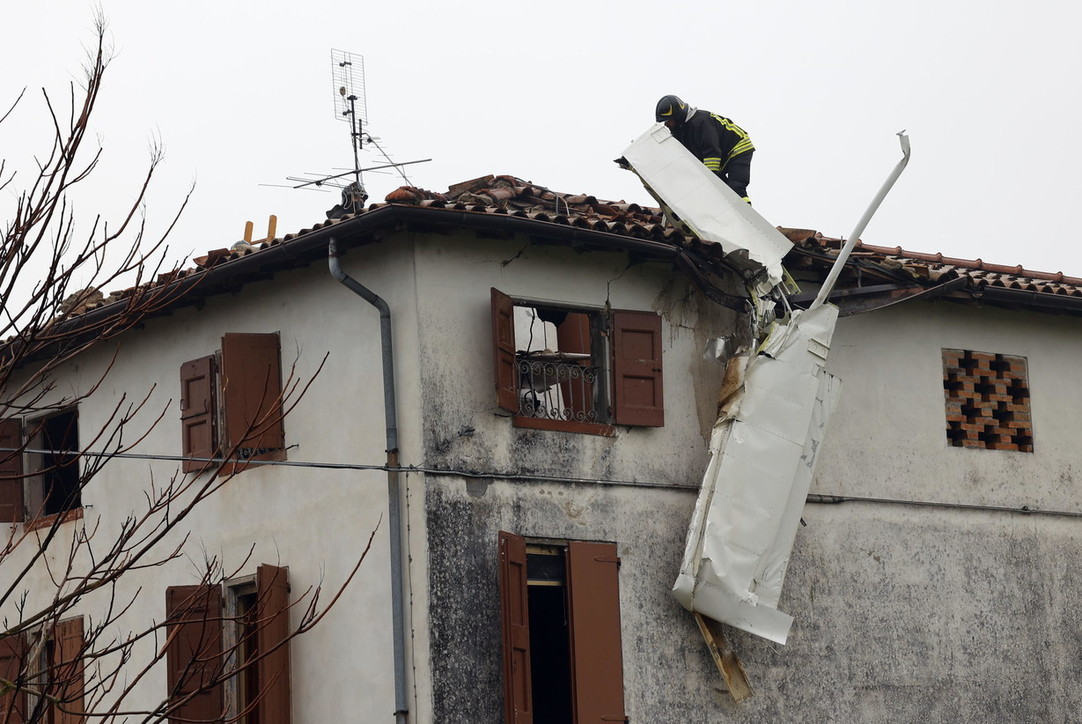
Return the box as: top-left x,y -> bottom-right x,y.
49,174 -> 1082,322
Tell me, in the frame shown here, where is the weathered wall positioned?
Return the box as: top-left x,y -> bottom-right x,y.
420,287 -> 1082,723
714,299 -> 1082,722
408,235 -> 747,722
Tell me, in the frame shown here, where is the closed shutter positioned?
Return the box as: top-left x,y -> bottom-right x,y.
498,531 -> 533,724
567,541 -> 625,724
491,289 -> 519,413
0,634 -> 27,723
165,585 -> 224,723
611,310 -> 664,427
221,333 -> 286,474
0,419 -> 24,523
256,564 -> 291,724
53,617 -> 85,724
180,356 -> 217,474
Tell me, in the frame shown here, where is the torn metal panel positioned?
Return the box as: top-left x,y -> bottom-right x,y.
620,123 -> 793,291
672,304 -> 841,644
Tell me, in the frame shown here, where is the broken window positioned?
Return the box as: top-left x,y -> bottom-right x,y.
180,333 -> 286,475
498,531 -> 625,724
491,288 -> 664,434
0,408 -> 82,525
943,349 -> 1033,452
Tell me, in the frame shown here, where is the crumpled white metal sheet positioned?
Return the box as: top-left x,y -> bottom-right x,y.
671,304 -> 842,644
619,123 -> 793,290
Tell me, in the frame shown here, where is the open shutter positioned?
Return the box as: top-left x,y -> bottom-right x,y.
256,564 -> 292,724
491,289 -> 519,413
567,541 -> 625,724
0,634 -> 27,723
611,310 -> 664,427
0,419 -> 24,523
53,616 -> 85,724
165,585 -> 224,723
180,356 -> 217,474
498,531 -> 533,724
221,333 -> 285,474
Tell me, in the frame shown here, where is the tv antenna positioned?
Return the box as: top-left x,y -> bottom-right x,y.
332,49 -> 367,194
263,50 -> 431,218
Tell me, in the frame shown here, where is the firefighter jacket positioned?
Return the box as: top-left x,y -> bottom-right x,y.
672,109 -> 754,176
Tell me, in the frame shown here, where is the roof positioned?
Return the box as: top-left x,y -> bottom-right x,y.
48,174 -> 1082,322
781,229 -> 1082,316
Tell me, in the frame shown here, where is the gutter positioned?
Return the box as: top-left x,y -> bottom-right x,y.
328,237 -> 409,724
5,204 -> 749,368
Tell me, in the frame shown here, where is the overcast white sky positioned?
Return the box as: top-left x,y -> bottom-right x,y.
4,1 -> 1082,280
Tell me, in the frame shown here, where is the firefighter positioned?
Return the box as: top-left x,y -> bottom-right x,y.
655,95 -> 754,202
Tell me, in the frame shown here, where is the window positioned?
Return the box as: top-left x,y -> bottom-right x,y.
498,532 -> 625,724
180,333 -> 286,475
165,565 -> 291,724
491,288 -> 664,435
0,408 -> 82,525
0,616 -> 85,723
942,349 -> 1033,452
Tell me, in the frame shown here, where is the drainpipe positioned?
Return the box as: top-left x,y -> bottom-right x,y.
328,237 -> 409,724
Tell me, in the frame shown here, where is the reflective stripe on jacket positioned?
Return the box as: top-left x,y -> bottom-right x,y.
673,110 -> 754,176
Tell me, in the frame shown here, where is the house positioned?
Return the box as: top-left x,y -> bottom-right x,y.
1,170 -> 1079,723
0,174 -> 744,723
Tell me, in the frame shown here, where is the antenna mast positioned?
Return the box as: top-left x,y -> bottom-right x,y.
331,49 -> 369,204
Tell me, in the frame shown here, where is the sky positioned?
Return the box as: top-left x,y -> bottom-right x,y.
3,0 -> 1082,283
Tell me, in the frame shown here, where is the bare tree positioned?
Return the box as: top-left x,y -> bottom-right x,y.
0,16 -> 362,722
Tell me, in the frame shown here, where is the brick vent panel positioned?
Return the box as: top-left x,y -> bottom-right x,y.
942,349 -> 1033,453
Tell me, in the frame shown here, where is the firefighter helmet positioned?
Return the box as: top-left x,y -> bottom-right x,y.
655,95 -> 688,124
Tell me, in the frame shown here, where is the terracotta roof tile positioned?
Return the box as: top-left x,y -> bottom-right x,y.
785,232 -> 1082,298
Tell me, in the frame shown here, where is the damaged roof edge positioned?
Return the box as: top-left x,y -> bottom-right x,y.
4,203 -> 747,367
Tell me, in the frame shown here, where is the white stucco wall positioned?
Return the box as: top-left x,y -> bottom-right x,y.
816,300 -> 1082,508
0,243 -> 423,720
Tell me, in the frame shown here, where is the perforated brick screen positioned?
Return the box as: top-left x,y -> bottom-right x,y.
942,349 -> 1033,452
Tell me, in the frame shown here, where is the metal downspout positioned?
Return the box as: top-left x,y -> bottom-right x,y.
328,237 -> 409,724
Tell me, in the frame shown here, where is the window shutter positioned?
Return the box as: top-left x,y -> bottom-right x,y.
256,564 -> 292,724
0,634 -> 28,723
611,310 -> 664,427
498,531 -> 533,724
567,541 -> 625,724
165,585 -> 224,723
180,356 -> 217,474
221,333 -> 286,474
0,419 -> 24,523
491,289 -> 519,413
52,616 -> 85,724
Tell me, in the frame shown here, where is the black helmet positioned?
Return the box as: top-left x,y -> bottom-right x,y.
655,95 -> 688,124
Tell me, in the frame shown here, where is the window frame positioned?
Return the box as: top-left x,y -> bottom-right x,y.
498,531 -> 626,724
180,333 -> 287,476
166,564 -> 291,724
490,288 -> 664,435
0,407 -> 84,528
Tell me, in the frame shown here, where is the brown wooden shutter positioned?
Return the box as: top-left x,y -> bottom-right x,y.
611,310 -> 664,427
52,616 -> 85,724
165,585 -> 224,723
567,541 -> 625,724
180,356 -> 217,474
256,564 -> 291,724
491,289 -> 519,414
0,634 -> 28,723
0,419 -> 24,523
221,333 -> 286,474
498,531 -> 533,724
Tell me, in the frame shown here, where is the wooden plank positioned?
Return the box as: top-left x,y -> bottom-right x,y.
694,613 -> 753,703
